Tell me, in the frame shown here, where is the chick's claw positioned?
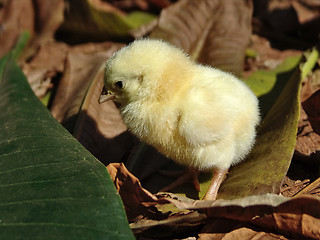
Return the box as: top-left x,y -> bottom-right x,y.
159,169 -> 200,193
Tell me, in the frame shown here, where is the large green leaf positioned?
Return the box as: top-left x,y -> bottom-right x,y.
0,55 -> 134,238
216,48 -> 318,199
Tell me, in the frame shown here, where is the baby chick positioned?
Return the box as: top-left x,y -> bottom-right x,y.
99,39 -> 260,200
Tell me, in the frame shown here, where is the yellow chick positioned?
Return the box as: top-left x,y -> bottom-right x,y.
99,39 -> 260,200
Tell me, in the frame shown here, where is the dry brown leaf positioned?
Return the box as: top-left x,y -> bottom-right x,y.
0,0 -> 34,58
199,219 -> 289,240
150,0 -> 252,76
22,41 -> 69,97
130,211 -> 206,238
73,59 -> 134,164
302,89 -> 320,135
295,69 -> 320,160
295,108 -> 320,158
28,0 -> 65,46
107,162 -> 320,239
107,163 -> 160,221
205,196 -> 320,240
51,42 -> 122,123
164,194 -> 320,239
49,42 -> 134,164
0,0 -> 65,96
253,196 -> 320,239
0,0 -> 64,60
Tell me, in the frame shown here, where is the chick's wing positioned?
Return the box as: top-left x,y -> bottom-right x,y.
177,88 -> 234,147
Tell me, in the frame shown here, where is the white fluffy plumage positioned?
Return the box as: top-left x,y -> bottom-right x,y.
101,39 -> 260,199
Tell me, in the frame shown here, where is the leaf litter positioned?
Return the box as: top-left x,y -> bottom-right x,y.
2,0 -> 320,239
107,162 -> 320,239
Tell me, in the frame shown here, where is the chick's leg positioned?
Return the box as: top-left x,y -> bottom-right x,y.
160,169 -> 200,192
203,168 -> 228,200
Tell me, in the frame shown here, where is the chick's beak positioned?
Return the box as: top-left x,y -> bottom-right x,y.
99,87 -> 116,104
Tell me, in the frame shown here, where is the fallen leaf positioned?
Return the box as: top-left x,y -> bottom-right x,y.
106,159 -> 320,239
22,41 -> 69,97
199,219 -> 289,240
302,89 -> 320,134
0,0 -> 65,61
0,0 -> 34,58
243,55 -> 301,115
162,193 -> 320,239
51,42 -> 121,123
150,0 -> 252,76
21,0 -> 65,60
251,196 -> 320,240
0,44 -> 134,240
107,163 -> 162,221
59,0 -> 156,42
50,42 -> 134,164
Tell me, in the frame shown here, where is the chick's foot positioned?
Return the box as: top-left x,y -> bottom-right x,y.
202,168 -> 228,200
159,169 -> 200,192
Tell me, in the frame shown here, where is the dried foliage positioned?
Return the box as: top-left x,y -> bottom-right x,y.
1,0 -> 320,239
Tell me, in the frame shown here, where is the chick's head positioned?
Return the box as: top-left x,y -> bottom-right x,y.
103,39 -> 192,106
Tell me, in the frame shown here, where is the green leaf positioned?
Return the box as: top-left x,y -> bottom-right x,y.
11,31 -> 30,60
0,31 -> 30,77
243,55 -> 301,116
0,55 -> 134,239
300,47 -> 319,80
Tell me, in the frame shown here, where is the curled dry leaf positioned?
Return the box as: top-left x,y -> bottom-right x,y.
107,163 -> 159,221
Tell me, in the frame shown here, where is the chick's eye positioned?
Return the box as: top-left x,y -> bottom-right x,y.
115,81 -> 123,89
